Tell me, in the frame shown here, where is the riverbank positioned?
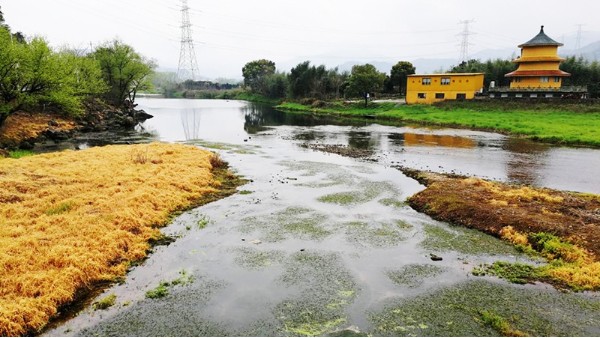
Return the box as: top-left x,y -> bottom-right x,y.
0,142 -> 245,336
399,167 -> 600,291
277,100 -> 600,148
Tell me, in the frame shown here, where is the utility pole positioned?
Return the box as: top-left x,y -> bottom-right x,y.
458,19 -> 475,64
177,0 -> 199,82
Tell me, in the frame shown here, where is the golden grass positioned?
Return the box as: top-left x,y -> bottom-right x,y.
463,177 -> 563,204
0,112 -> 76,147
0,142 -> 223,336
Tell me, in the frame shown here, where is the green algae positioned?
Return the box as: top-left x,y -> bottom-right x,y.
420,223 -> 519,255
145,270 -> 195,299
472,261 -> 540,285
93,294 -> 117,310
275,252 -> 358,336
369,280 -> 600,336
318,191 -> 364,205
342,221 -> 407,247
233,247 -> 286,270
379,198 -> 407,208
387,264 -> 446,288
240,207 -> 331,242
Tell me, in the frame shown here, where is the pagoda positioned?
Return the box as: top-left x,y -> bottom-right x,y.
489,26 -> 587,98
506,25 -> 569,89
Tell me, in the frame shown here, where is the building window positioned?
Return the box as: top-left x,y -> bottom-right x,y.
516,93 -> 523,98
422,78 -> 431,85
554,77 -> 560,83
545,93 -> 554,98
456,93 -> 467,99
418,93 -> 426,99
540,76 -> 549,83
435,93 -> 445,99
513,78 -> 521,83
441,78 -> 450,85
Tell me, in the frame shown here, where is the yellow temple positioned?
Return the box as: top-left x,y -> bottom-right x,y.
489,25 -> 587,98
506,25 -> 570,89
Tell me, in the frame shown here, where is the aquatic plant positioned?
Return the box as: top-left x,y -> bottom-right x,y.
93,294 -> 117,310
479,310 -> 526,337
0,142 -> 238,336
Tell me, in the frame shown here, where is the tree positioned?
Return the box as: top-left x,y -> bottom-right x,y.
92,40 -> 156,106
390,61 -> 415,96
241,59 -> 276,95
0,32 -> 105,126
448,58 -> 516,89
345,64 -> 386,106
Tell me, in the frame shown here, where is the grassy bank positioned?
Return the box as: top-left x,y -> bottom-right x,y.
401,168 -> 600,291
0,142 -> 244,336
277,100 -> 600,147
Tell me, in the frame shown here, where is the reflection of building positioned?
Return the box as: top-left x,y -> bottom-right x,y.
403,133 -> 475,148
489,25 -> 587,98
406,73 -> 484,104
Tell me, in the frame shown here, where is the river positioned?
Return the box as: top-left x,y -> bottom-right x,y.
44,99 -> 600,336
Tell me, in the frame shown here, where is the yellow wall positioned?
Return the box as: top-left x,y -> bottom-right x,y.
406,74 -> 484,104
517,62 -> 561,71
510,76 -> 561,89
521,45 -> 558,58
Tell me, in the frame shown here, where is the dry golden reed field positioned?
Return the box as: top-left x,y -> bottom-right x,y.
0,142 -> 225,336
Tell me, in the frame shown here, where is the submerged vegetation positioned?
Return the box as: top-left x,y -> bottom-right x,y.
0,143 -> 242,336
403,168 -> 600,290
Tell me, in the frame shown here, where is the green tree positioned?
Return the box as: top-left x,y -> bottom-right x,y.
345,64 -> 386,106
390,61 -> 415,95
0,31 -> 104,126
242,59 -> 276,95
93,40 -> 156,106
449,58 -> 516,88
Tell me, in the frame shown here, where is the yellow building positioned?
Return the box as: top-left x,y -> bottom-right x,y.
406,73 -> 484,104
506,25 -> 570,89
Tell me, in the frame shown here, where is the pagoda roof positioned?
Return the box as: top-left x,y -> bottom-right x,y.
519,26 -> 563,47
505,69 -> 571,77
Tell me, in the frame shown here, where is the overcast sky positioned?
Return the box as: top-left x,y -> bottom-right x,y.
3,0 -> 600,80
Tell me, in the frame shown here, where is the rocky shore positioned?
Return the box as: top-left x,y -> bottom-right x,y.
0,99 -> 153,151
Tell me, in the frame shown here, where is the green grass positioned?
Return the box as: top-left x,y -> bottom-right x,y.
277,101 -> 600,147
92,293 -> 117,310
8,150 -> 35,159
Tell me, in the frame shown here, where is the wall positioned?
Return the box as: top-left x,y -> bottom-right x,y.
406,74 -> 484,104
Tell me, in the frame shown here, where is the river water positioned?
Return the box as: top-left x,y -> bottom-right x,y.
44,99 -> 600,336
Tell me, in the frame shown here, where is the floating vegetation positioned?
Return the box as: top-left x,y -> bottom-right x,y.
93,294 -> 117,310
342,221 -> 407,247
275,252 -> 357,336
420,223 -> 518,256
479,310 -> 527,337
233,247 -> 286,270
240,207 -> 330,242
239,190 -> 253,195
196,214 -> 210,229
387,264 -> 446,288
370,280 -> 600,336
378,198 -> 407,208
145,270 -> 195,299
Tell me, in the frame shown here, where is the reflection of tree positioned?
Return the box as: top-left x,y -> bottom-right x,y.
180,108 -> 201,141
503,138 -> 550,186
348,130 -> 379,150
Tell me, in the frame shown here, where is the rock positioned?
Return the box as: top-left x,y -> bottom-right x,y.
250,239 -> 262,245
430,253 -> 443,261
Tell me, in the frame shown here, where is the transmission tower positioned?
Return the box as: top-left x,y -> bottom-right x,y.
177,0 -> 199,82
458,19 -> 475,63
575,24 -> 584,53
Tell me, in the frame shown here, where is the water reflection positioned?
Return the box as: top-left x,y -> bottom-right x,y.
503,138 -> 550,186
180,109 -> 202,140
402,133 -> 476,148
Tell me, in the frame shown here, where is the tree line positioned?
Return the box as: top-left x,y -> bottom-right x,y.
0,6 -> 155,127
241,59 -> 416,101
242,56 -> 600,101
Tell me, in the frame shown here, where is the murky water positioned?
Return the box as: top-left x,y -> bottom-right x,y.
44,99 -> 600,336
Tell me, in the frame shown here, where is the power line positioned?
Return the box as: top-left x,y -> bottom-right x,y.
458,19 -> 475,63
177,0 -> 200,82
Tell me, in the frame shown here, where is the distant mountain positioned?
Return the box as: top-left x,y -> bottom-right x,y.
562,40 -> 600,61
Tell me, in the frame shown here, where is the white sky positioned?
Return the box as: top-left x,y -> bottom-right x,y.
3,0 -> 600,79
